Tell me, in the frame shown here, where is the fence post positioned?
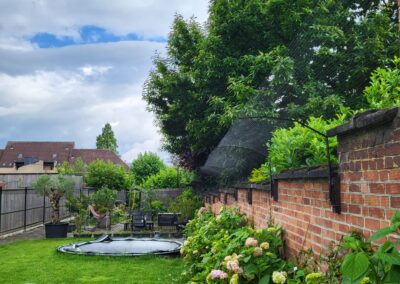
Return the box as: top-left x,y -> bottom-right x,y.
0,186 -> 2,233
43,194 -> 46,223
24,187 -> 28,231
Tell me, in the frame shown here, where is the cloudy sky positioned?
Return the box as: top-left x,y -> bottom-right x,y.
0,0 -> 209,164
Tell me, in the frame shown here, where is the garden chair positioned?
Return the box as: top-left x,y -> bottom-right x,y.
157,213 -> 183,231
131,211 -> 145,231
144,212 -> 154,230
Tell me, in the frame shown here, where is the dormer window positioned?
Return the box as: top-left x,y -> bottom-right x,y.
17,153 -> 23,159
52,153 -> 57,159
43,162 -> 54,171
15,161 -> 24,169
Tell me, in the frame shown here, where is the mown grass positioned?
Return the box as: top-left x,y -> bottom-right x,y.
0,238 -> 184,284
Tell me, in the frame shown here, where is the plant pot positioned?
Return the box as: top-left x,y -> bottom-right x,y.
44,222 -> 69,238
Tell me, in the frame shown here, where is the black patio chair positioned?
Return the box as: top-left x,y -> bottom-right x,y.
131,211 -> 145,231
144,212 -> 154,230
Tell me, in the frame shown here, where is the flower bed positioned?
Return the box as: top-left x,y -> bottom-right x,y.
181,207 -> 400,284
181,207 -> 299,283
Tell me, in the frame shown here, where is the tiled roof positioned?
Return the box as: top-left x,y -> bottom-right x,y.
71,149 -> 129,171
0,141 -> 74,167
0,142 -> 129,171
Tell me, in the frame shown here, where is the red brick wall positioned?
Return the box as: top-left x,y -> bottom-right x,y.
205,108 -> 400,257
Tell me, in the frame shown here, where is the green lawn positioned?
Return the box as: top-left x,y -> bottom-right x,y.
0,239 -> 184,284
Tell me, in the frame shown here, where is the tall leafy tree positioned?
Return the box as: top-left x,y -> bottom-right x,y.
144,0 -> 399,169
130,152 -> 166,185
86,160 -> 126,191
96,123 -> 118,153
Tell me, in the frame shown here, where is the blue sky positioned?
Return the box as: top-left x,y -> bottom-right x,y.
30,25 -> 167,48
0,0 -> 209,164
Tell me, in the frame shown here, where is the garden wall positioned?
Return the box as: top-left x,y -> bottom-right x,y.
205,107 -> 400,257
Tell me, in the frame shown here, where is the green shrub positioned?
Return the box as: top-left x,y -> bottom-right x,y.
181,207 -> 292,283
168,188 -> 203,223
86,160 -> 126,191
340,211 -> 400,283
130,152 -> 166,185
150,200 -> 165,214
249,116 -> 345,182
364,57 -> 400,109
140,167 -> 194,189
90,186 -> 117,213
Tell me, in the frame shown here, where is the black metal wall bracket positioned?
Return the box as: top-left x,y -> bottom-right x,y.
247,188 -> 253,204
233,188 -> 238,201
270,180 -> 278,201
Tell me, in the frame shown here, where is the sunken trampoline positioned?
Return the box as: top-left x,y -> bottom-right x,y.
58,235 -> 182,256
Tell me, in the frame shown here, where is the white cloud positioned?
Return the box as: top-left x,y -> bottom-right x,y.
0,1 -> 209,164
80,65 -> 112,77
0,0 -> 209,50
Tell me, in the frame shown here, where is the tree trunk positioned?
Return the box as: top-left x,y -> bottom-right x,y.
51,198 -> 60,224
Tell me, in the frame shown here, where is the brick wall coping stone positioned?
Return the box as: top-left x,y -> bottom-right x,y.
274,166 -> 338,180
234,182 -> 271,191
327,107 -> 398,137
219,188 -> 237,194
231,166 -> 338,191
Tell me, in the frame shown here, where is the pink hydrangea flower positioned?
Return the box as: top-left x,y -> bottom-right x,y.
226,260 -> 243,274
245,237 -> 258,247
210,270 -> 228,279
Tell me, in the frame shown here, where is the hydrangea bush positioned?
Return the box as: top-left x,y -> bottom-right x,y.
181,207 -> 309,283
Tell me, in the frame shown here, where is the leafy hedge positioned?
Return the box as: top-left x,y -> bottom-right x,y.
140,167 -> 194,189
364,57 -> 400,109
249,116 -> 346,183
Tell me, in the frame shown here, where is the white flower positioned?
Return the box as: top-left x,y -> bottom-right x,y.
260,242 -> 270,250
253,247 -> 263,257
272,271 -> 287,284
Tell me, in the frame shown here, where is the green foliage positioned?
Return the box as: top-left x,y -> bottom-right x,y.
168,188 -> 203,223
90,187 -> 117,213
140,167 -> 194,190
32,174 -> 75,224
250,116 -> 346,182
96,122 -> 118,153
57,158 -> 87,177
144,1 -> 398,168
181,207 -> 294,283
130,152 -> 166,185
66,194 -> 89,233
112,204 -> 130,224
86,160 -> 126,191
364,57 -> 400,109
340,211 -> 400,284
150,200 -> 165,215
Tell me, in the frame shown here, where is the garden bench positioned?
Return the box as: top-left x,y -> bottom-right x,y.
157,213 -> 183,231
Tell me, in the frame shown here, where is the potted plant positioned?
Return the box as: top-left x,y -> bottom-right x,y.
66,194 -> 89,235
33,174 -> 75,238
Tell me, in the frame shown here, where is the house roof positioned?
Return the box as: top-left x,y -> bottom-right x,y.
0,141 -> 74,167
71,149 -> 129,171
0,141 -> 129,171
